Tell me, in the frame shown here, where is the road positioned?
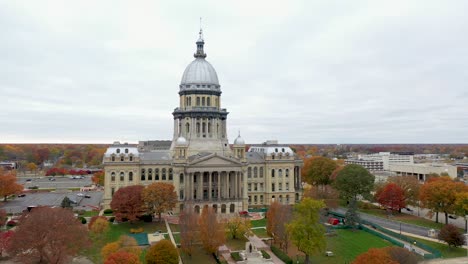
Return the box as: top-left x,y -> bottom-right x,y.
18,176 -> 93,190
334,207 -> 432,238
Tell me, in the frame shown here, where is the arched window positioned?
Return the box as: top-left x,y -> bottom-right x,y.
248,167 -> 252,178
254,167 -> 258,178
120,172 -> 124,181
221,204 -> 226,214
111,156 -> 115,162
129,155 -> 133,161
162,168 -> 167,180
111,172 -> 115,181
155,168 -> 159,180
278,169 -> 283,177
186,123 -> 190,133
188,97 -> 192,106
129,172 -> 133,181
116,149 -> 120,154
196,97 -> 200,106
207,97 -> 211,106
148,169 -> 153,181
271,169 -> 275,178
141,169 -> 146,181
169,168 -> 173,180
125,148 -> 128,153
120,155 -> 124,162
208,123 -> 211,133
230,204 -> 235,213
202,97 -> 205,106
202,122 -> 206,133
260,167 -> 264,178
179,173 -> 184,183
196,123 -> 200,134
285,169 -> 289,177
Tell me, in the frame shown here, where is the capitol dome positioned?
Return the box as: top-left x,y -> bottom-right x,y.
176,136 -> 188,145
181,58 -> 219,86
234,134 -> 245,145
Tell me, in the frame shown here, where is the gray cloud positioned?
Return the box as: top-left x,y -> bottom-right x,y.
1,1 -> 467,144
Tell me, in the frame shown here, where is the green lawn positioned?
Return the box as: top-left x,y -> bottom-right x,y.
81,210 -> 99,217
179,247 -> 217,264
358,208 -> 445,230
405,235 -> 467,259
225,237 -> 249,251
251,228 -> 269,238
289,229 -> 394,264
251,218 -> 266,228
169,223 -> 180,232
83,220 -> 167,263
172,233 -> 181,244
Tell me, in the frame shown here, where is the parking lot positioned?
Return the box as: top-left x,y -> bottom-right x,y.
18,176 -> 93,190
1,191 -> 104,214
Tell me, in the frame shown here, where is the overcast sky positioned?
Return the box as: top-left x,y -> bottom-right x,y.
1,1 -> 467,144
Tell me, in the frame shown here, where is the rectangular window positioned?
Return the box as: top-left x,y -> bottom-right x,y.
254,183 -> 258,191
272,183 -> 275,192
111,187 -> 115,197
254,195 -> 258,204
248,196 -> 251,204
286,182 -> 289,191
279,183 -> 282,191
260,195 -> 264,203
248,183 -> 251,192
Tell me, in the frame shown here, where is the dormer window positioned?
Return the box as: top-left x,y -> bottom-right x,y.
125,148 -> 129,154
116,149 -> 120,154
120,156 -> 124,162
282,148 -> 285,152
111,156 -> 115,162
129,155 -> 133,161
275,148 -> 278,152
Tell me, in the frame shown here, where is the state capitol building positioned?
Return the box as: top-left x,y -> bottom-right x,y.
103,31 -> 303,214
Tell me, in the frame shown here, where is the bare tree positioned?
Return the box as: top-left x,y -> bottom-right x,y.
179,206 -> 199,257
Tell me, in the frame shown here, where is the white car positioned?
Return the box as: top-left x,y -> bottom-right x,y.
77,193 -> 84,197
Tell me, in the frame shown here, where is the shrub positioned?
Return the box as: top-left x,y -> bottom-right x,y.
79,217 -> 87,224
230,252 -> 243,261
108,217 -> 115,223
103,209 -> 113,215
130,227 -> 144,234
261,250 -> 271,259
271,246 -> 292,264
6,220 -> 16,227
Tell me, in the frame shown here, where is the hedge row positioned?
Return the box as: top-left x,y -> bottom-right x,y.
230,252 -> 243,262
261,250 -> 270,259
271,246 -> 292,264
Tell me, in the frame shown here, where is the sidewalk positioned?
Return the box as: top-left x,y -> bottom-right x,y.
164,218 -> 183,264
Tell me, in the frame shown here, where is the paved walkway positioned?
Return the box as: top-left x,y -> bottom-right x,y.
164,218 -> 183,264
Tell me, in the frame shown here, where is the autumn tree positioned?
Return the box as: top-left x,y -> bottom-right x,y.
142,182 -> 177,222
454,191 -> 468,232
179,207 -> 199,257
7,207 -> 90,264
146,239 -> 179,264
101,235 -> 141,260
266,201 -> 281,237
92,171 -> 105,186
110,185 -> 145,222
352,248 -> 397,264
104,251 -> 140,264
387,175 -> 420,209
89,216 -> 110,242
376,183 -> 406,212
26,162 -> 38,174
0,209 -> 7,226
304,185 -> 340,209
227,216 -> 251,240
0,169 -> 23,201
438,224 -> 465,248
387,247 -> 422,264
419,177 -> 468,224
302,156 -> 338,186
287,198 -> 326,264
266,201 -> 293,252
199,206 -> 226,254
0,230 -> 13,257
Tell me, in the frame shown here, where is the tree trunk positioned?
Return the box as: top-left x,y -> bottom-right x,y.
465,219 -> 467,233
444,212 -> 448,225
158,212 -> 162,222
436,211 -> 439,223
304,254 -> 310,264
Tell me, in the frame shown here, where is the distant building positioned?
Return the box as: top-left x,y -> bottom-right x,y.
388,163 -> 457,181
0,161 -> 17,170
345,152 -> 414,171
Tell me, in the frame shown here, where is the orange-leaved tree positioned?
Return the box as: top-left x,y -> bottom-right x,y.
352,248 -> 397,264
142,182 -> 177,222
0,169 -> 23,201
179,206 -> 199,257
110,185 -> 145,222
388,175 -> 420,209
92,171 -> 104,186
104,251 -> 140,264
302,156 -> 338,187
146,239 -> 179,264
199,206 -> 225,254
101,235 -> 141,260
376,183 -> 406,212
7,207 -> 90,264
419,177 -> 468,224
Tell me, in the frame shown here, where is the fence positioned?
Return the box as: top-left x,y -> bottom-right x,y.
327,211 -> 442,259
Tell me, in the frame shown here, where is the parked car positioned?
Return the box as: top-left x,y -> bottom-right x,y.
84,195 -> 91,198
18,194 -> 26,197
48,177 -> 56,181
77,193 -> 84,197
26,179 -> 32,182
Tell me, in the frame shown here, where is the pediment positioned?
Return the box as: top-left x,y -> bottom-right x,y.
189,154 -> 242,167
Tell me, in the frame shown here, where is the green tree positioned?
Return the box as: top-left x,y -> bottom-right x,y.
61,197 -> 72,208
302,156 -> 337,186
454,192 -> 468,232
287,198 -> 326,264
333,164 -> 375,201
146,239 -> 179,264
345,199 -> 360,229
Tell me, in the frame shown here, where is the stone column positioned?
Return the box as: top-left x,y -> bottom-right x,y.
209,172 -> 212,201
217,172 -> 221,200
234,171 -> 238,199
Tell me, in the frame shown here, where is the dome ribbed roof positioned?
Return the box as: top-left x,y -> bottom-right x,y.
180,58 -> 219,86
